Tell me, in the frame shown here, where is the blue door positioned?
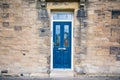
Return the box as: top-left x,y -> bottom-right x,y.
53,22 -> 72,69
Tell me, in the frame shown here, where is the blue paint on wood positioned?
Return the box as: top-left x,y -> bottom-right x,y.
53,22 -> 72,69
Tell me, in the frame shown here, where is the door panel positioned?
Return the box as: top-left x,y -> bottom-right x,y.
53,22 -> 72,69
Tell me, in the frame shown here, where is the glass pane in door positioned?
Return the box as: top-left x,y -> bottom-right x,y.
55,25 -> 60,46
64,25 -> 69,47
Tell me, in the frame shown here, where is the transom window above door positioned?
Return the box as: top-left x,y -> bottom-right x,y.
52,12 -> 73,20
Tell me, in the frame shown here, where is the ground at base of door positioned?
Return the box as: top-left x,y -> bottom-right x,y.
0,76 -> 120,80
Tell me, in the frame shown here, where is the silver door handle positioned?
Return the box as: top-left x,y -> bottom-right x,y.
58,48 -> 66,50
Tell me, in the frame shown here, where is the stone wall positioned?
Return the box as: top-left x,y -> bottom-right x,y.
0,0 -> 50,77
74,0 -> 120,76
0,0 -> 120,77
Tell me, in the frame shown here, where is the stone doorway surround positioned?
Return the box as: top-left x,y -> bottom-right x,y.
47,2 -> 79,77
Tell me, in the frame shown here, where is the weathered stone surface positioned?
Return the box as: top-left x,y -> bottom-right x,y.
14,26 -> 22,31
116,55 -> 120,61
30,73 -> 49,77
74,66 -> 86,74
1,13 -> 9,18
1,70 -> 8,73
110,47 -> 120,55
2,22 -> 9,27
1,3 -> 10,9
0,0 -> 120,78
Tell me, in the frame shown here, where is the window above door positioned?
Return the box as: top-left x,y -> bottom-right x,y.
52,12 -> 73,20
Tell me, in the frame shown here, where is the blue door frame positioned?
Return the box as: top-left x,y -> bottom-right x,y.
53,21 -> 72,69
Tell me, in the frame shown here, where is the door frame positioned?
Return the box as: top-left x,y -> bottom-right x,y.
51,12 -> 74,70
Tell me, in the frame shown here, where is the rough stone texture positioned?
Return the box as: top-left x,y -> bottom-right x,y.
0,0 -> 120,78
0,0 -> 50,77
74,0 -> 120,76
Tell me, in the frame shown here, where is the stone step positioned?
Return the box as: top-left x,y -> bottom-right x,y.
50,69 -> 74,78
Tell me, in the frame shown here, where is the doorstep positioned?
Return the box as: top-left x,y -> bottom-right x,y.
50,69 -> 74,78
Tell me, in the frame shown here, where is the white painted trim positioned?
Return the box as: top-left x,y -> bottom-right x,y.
71,13 -> 74,71
51,13 -> 53,70
51,12 -> 74,70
